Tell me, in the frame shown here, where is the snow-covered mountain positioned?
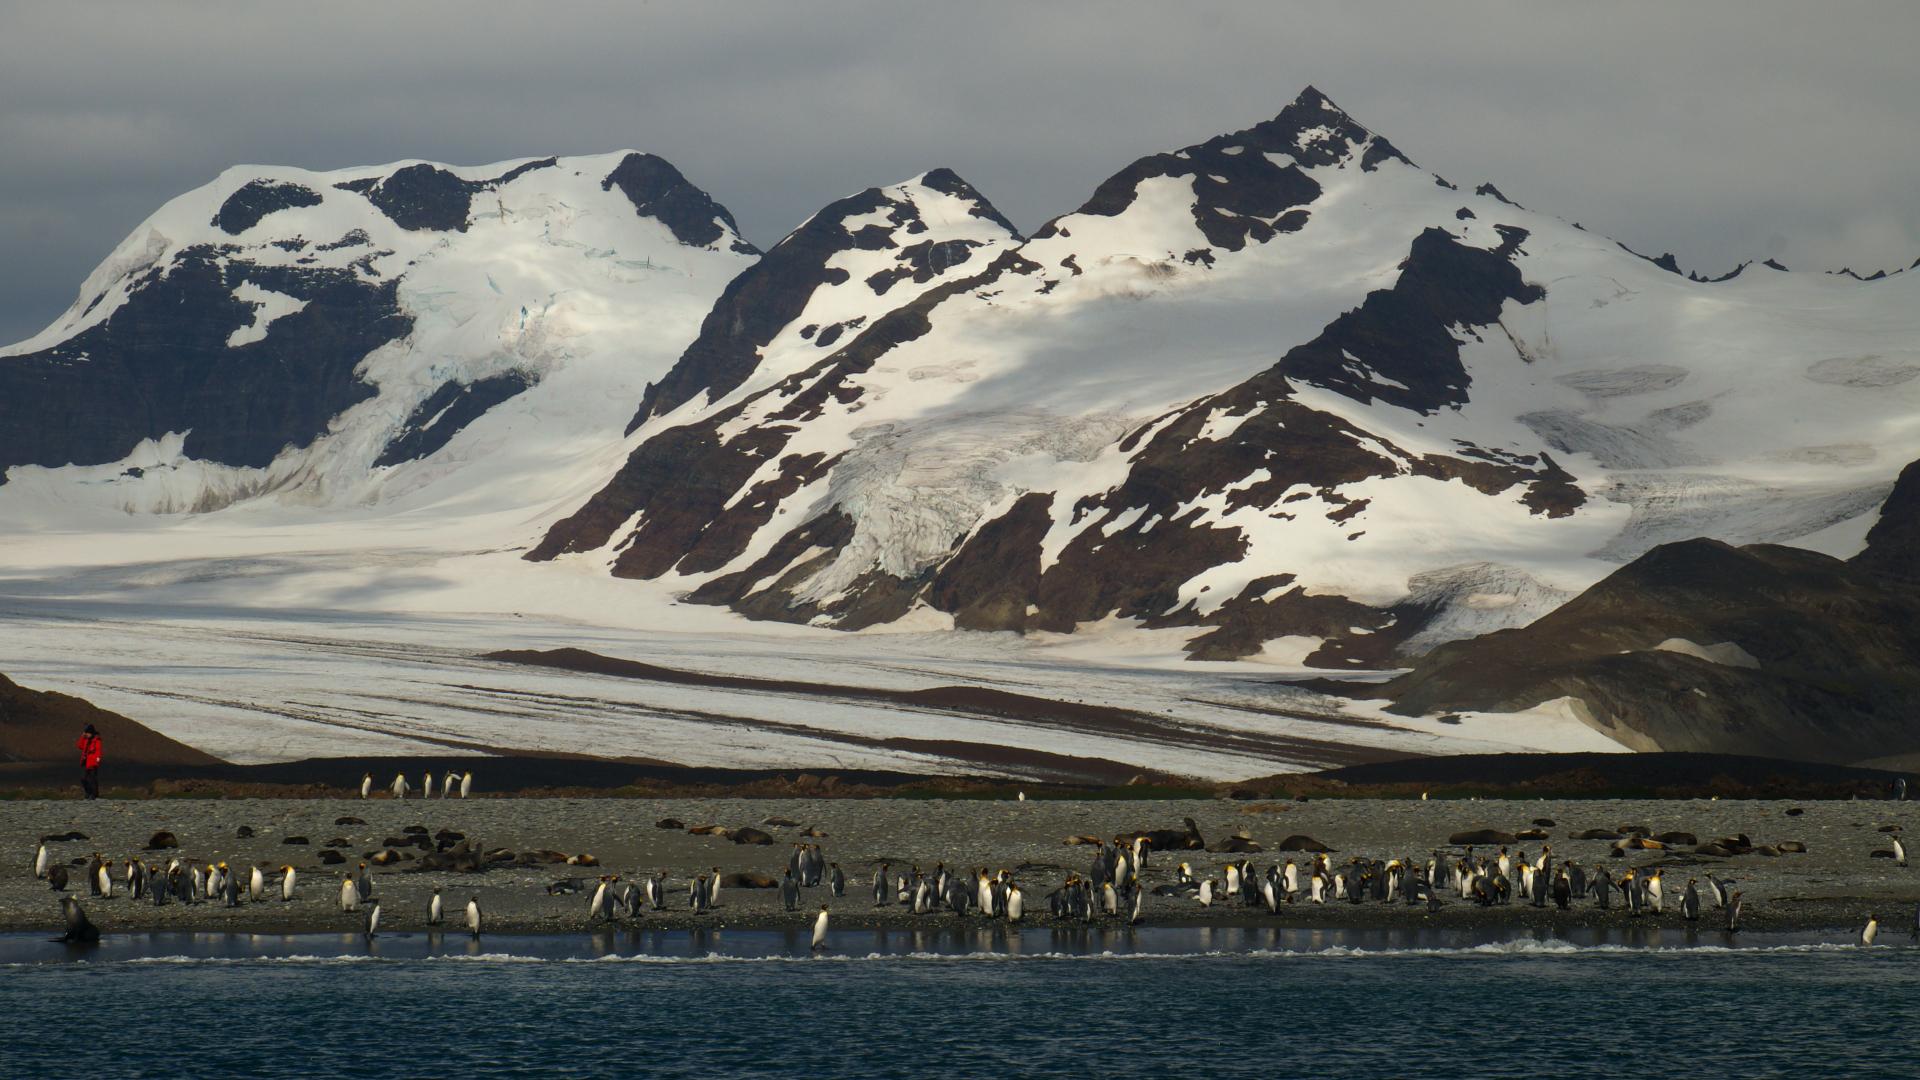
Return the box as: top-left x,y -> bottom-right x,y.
530,87 -> 1920,665
6,86 -> 1919,676
0,151 -> 755,520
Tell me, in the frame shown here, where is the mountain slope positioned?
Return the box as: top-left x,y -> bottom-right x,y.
1376,463 -> 1920,764
0,152 -> 755,523
531,87 -> 1920,664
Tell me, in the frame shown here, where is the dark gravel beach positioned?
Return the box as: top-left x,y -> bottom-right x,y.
8,795 -> 1916,937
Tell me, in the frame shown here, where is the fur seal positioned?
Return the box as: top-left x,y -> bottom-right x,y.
59,897 -> 99,943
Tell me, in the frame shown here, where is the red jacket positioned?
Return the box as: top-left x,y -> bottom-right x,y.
77,734 -> 101,770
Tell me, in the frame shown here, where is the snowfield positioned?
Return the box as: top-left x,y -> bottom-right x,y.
2,89 -> 1914,775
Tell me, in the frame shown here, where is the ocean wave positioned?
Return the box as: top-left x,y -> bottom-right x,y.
2,940 -> 1888,969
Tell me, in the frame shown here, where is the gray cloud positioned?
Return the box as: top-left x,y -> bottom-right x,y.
3,0 -> 1917,344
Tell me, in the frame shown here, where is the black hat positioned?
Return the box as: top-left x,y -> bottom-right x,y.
83,724 -> 97,734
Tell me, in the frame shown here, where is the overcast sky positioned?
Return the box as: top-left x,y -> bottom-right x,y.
4,1 -> 1917,345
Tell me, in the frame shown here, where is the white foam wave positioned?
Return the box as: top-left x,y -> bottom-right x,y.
5,940 -> 1887,969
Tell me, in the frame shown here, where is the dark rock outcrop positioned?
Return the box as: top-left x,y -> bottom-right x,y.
1381,480 -> 1920,764
374,371 -> 535,467
601,152 -> 757,254
0,672 -> 220,767
0,250 -> 409,477
212,180 -> 323,234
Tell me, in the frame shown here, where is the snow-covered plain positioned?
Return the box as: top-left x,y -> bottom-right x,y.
0,533 -> 1623,778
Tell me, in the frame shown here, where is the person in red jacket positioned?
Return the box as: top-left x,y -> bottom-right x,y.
77,724 -> 101,800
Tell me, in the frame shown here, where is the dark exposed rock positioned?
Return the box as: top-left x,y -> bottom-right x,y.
600,152 -> 755,253
0,249 -> 409,478
212,179 -> 323,234
532,250 -> 1029,571
374,371 -> 534,467
1383,526 -> 1920,764
1853,457 -> 1920,584
340,158 -> 559,233
235,826 -> 255,838
623,171 -> 1014,428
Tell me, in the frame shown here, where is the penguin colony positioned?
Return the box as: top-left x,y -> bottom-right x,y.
27,816 -> 1914,950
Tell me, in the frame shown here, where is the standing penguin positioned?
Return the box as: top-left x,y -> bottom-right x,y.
422,772 -> 436,800
1197,879 -> 1214,908
391,773 -> 409,800
1681,878 -> 1701,922
360,773 -> 372,799
364,902 -> 381,939
280,866 -> 297,902
1130,884 -> 1145,926
249,865 -> 265,902
340,875 -> 359,913
33,843 -> 49,880
221,866 -> 240,908
707,868 -> 722,910
589,877 -> 614,922
1895,837 -> 1908,868
873,864 -> 889,908
1864,914 -> 1880,946
811,904 -> 830,952
465,896 -> 483,937
428,888 -> 444,926
442,770 -> 458,799
459,771 -> 474,799
59,897 -> 100,943
356,863 -> 374,902
1006,882 -> 1024,923
781,869 -> 800,913
829,863 -> 845,897
1727,891 -> 1744,933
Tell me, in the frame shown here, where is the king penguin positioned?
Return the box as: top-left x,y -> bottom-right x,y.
812,904 -> 830,952
280,865 -> 297,902
422,772 -> 436,799
465,895 -> 483,937
365,901 -> 381,939
460,771 -> 474,799
340,875 -> 359,913
429,887 -> 444,926
1006,882 -> 1024,923
33,843 -> 49,880
359,773 -> 372,799
249,865 -> 265,902
1864,914 -> 1880,945
1895,836 -> 1908,868
391,772 -> 409,799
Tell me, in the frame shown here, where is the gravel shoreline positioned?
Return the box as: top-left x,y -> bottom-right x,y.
9,796 -> 1916,938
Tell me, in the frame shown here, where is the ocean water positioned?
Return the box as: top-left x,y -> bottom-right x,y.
3,928 -> 1914,1077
